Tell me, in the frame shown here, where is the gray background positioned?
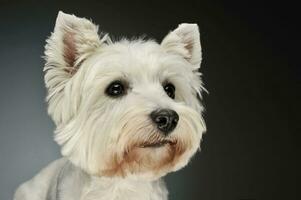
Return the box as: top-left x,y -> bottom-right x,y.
0,0 -> 299,200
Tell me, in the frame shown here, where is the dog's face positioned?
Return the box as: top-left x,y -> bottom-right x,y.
44,11 -> 206,180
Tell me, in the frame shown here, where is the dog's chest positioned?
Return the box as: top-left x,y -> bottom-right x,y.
57,163 -> 168,200
80,179 -> 168,200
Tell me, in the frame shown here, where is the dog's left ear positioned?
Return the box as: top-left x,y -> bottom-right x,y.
161,23 -> 202,67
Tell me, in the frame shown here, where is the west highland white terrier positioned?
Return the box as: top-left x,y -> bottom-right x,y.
14,11 -> 206,200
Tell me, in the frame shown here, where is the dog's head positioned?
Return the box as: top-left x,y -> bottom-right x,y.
44,11 -> 206,180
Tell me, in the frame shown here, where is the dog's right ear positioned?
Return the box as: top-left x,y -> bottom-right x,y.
44,11 -> 105,124
44,11 -> 102,77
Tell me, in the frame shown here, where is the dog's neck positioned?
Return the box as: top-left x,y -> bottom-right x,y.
55,160 -> 168,200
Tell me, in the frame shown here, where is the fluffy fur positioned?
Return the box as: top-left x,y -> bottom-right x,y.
14,11 -> 206,200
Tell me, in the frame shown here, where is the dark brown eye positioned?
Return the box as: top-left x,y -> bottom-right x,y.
105,80 -> 126,97
163,83 -> 175,99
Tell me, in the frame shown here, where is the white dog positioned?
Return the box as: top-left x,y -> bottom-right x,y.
14,11 -> 206,200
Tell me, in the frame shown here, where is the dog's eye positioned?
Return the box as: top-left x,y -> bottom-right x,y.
105,81 -> 126,97
163,83 -> 175,99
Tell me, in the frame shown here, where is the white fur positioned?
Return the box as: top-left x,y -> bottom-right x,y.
14,11 -> 206,200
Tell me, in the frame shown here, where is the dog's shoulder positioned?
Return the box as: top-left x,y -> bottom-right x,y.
13,158 -> 68,200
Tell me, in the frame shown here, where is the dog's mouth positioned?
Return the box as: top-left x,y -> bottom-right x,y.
140,139 -> 176,148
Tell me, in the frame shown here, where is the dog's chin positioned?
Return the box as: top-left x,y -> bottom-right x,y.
100,137 -> 187,179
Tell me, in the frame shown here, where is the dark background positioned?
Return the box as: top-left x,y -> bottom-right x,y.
0,0 -> 299,200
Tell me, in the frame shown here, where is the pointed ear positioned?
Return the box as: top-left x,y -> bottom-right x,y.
44,11 -> 102,76
44,12 -> 105,124
161,23 -> 202,66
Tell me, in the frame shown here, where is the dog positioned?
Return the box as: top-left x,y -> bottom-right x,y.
14,11 -> 206,200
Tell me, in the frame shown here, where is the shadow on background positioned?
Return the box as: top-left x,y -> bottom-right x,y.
0,0 -> 299,200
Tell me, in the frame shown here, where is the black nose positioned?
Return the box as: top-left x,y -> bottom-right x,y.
150,109 -> 179,135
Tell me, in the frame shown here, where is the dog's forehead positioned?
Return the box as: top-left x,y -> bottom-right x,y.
90,40 -> 190,83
